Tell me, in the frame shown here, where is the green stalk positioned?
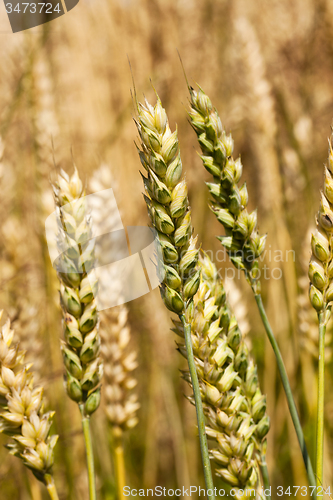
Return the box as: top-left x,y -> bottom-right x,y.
113,433 -> 126,500
260,454 -> 271,500
180,315 -> 215,500
316,311 -> 326,487
44,474 -> 59,500
80,405 -> 97,500
254,293 -> 317,497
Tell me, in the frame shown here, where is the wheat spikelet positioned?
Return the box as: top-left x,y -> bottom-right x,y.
0,311 -> 57,484
52,167 -> 103,416
174,254 -> 269,495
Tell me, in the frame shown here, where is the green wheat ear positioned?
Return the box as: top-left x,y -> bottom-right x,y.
308,134 -> 333,488
134,94 -> 200,312
308,137 -> 333,314
52,167 -> 103,416
187,86 -> 266,291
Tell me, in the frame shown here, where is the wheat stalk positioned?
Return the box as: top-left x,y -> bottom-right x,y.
0,311 -> 59,500
52,167 -> 103,500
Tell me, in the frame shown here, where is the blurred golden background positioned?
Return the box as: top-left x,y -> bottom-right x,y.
1,0 -> 333,498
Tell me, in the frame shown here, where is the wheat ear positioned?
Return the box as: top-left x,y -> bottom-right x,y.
174,253 -> 269,499
187,85 -> 316,493
0,312 -> 59,500
188,86 -> 265,288
134,93 -> 215,498
298,229 -> 332,362
52,167 -> 103,500
101,305 -> 139,497
308,135 -> 333,486
89,165 -> 139,498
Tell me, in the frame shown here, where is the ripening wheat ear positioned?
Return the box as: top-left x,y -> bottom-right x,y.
308,134 -> 333,487
134,95 -> 201,313
186,84 -> 316,490
89,165 -> 139,436
308,139 -> 333,314
175,254 -> 269,499
100,304 -> 139,498
134,91 -> 217,499
100,306 -> 139,434
53,167 -> 103,416
89,165 -> 139,497
52,166 -> 102,500
0,312 -> 59,500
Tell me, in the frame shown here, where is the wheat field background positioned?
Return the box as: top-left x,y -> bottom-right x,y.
1,0 -> 333,498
